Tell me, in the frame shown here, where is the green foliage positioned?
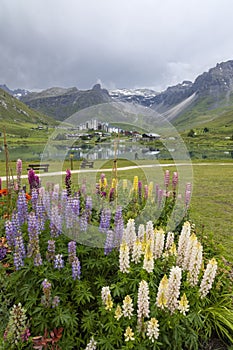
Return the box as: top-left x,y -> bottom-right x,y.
187,129 -> 195,137
0,172 -> 233,349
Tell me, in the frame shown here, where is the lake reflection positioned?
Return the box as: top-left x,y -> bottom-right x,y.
0,142 -> 232,161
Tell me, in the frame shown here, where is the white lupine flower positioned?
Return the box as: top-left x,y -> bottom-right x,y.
154,229 -> 165,259
146,220 -> 154,241
183,233 -> 197,270
143,239 -> 154,273
156,275 -> 169,309
85,336 -> 97,350
119,240 -> 130,273
177,221 -> 191,266
124,326 -> 135,342
165,231 -> 174,251
101,286 -> 113,310
132,238 -> 143,263
199,258 -> 218,298
146,318 -> 160,342
138,224 -> 145,242
125,218 -> 137,250
53,184 -> 60,194
178,293 -> 189,315
122,295 -> 134,318
167,266 -> 182,313
187,241 -> 203,286
137,280 -> 150,325
101,286 -> 111,304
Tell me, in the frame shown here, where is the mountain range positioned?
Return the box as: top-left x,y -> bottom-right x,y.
1,59 -> 233,130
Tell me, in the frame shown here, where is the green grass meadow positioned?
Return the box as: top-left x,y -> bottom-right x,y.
1,158 -> 232,261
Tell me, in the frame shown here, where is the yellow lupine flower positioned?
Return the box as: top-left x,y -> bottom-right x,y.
178,293 -> 189,315
133,175 -> 138,192
143,239 -> 154,273
156,275 -> 169,309
105,293 -> 113,311
169,242 -> 177,256
148,181 -> 154,199
124,326 -> 135,342
111,178 -> 117,188
123,179 -> 128,190
114,305 -> 123,320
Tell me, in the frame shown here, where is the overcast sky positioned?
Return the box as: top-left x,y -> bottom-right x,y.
1,0 -> 233,92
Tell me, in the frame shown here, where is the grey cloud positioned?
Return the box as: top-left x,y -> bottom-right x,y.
1,0 -> 233,91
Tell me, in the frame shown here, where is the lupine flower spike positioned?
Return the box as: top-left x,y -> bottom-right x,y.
199,258 -> 218,298
146,318 -> 159,343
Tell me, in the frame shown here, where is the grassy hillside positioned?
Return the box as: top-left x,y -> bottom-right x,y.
173,93 -> 233,131
0,88 -> 57,138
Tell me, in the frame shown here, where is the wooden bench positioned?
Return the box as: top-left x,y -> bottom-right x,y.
80,160 -> 94,168
27,164 -> 50,172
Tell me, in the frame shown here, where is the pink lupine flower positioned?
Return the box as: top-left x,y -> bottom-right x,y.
164,170 -> 170,188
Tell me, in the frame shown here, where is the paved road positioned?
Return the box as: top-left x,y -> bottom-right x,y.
1,162 -> 232,182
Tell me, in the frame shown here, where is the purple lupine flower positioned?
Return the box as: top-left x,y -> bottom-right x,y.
36,199 -> 46,232
86,196 -> 92,211
54,254 -> 64,270
31,188 -> 38,211
13,215 -> 26,260
17,190 -> 28,226
0,247 -> 7,260
5,220 -> 15,249
68,241 -> 76,264
100,172 -> 105,182
185,183 -> 192,209
52,296 -> 60,308
65,197 -> 74,229
99,208 -> 111,233
11,211 -> 19,228
13,236 -> 25,270
144,185 -> 149,200
80,211 -> 88,232
109,187 -> 115,202
155,184 -> 159,199
42,279 -> 51,293
60,189 -> 68,219
138,180 -> 142,199
72,196 -> 80,217
172,172 -> 178,189
34,252 -> 43,266
65,169 -> 72,196
95,183 -> 100,195
42,191 -> 51,219
114,206 -> 124,246
41,279 -> 51,307
157,188 -> 164,207
72,256 -> 81,280
164,170 -> 170,188
85,196 -> 92,222
28,169 -> 40,191
51,187 -> 59,203
27,212 -> 40,245
104,230 -> 114,255
50,205 -> 62,237
16,159 -> 22,190
81,180 -> 87,195
21,328 -> 31,342
27,212 -> 42,266
46,240 -> 55,262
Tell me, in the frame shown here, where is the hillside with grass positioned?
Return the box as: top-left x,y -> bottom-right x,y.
0,88 -> 57,139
